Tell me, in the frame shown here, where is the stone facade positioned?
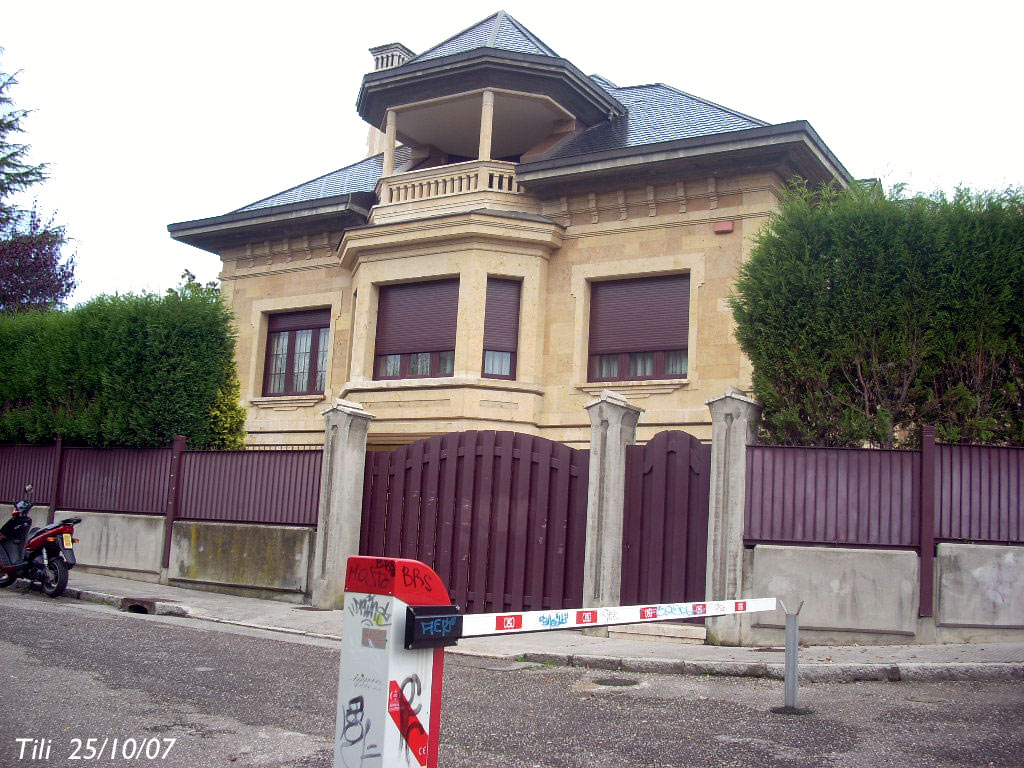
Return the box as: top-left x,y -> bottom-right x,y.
170,13 -> 848,449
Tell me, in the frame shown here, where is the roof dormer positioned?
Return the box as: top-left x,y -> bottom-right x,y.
357,11 -> 624,171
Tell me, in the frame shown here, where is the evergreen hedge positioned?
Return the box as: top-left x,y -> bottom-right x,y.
0,275 -> 245,449
730,183 -> 1024,447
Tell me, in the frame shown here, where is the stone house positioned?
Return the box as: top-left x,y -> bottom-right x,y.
168,11 -> 850,449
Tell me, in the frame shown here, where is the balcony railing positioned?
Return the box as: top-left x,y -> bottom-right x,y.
377,160 -> 522,205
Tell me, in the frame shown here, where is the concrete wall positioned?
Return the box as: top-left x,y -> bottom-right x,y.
168,520 -> 313,604
747,545 -> 919,645
743,543 -> 1024,645
938,544 -> 1024,629
68,510 -> 165,581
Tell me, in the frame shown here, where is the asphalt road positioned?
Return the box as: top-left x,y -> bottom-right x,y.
1,586 -> 1022,768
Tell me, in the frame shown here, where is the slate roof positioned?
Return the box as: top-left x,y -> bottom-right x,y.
228,11 -> 766,216
542,80 -> 767,160
410,10 -> 559,63
234,146 -> 412,212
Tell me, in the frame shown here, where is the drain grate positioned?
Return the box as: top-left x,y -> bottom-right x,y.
593,677 -> 639,687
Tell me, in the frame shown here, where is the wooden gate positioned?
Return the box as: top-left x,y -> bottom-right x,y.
359,431 -> 589,614
620,430 -> 711,605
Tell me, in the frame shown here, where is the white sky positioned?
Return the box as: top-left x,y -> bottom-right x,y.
4,0 -> 1022,304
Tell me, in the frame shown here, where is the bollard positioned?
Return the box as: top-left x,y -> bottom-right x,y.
772,599 -> 807,715
335,557 -> 459,768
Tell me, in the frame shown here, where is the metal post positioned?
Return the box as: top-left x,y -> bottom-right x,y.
773,600 -> 806,715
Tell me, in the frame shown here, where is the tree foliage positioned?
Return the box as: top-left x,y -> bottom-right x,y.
0,56 -> 75,312
0,272 -> 246,449
730,182 -> 1024,447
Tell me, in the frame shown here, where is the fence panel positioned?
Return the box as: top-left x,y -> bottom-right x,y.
60,447 -> 172,514
745,445 -> 919,547
937,444 -> 1024,544
0,445 -> 56,504
621,430 -> 712,606
360,430 -> 589,614
177,449 -> 322,526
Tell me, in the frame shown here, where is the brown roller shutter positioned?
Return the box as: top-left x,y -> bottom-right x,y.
483,278 -> 521,352
375,278 -> 460,355
589,274 -> 689,354
268,308 -> 330,332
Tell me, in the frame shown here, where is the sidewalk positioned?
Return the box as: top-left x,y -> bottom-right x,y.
56,571 -> 1024,683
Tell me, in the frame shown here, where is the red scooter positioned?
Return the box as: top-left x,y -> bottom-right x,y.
0,485 -> 81,597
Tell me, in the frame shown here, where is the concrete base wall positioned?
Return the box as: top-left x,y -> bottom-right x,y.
62,511 -> 165,577
938,543 -> 1024,629
742,543 -> 1024,645
746,545 -> 919,645
168,520 -> 313,601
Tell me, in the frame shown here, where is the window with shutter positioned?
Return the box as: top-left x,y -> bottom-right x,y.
263,309 -> 331,395
374,279 -> 459,379
588,274 -> 689,382
482,278 -> 521,379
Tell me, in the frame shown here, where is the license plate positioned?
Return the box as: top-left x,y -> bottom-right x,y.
62,534 -> 73,548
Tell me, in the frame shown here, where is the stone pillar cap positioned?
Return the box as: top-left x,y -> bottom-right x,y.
705,386 -> 759,408
584,388 -> 644,413
321,398 -> 376,419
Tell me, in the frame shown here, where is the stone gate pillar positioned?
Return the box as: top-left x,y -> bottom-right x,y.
582,390 -> 643,636
705,387 -> 761,645
312,399 -> 374,609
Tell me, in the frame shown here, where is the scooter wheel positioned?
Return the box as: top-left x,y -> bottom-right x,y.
41,559 -> 68,597
0,573 -> 15,588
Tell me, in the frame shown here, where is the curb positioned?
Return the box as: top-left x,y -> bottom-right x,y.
64,585 -> 342,641
59,586 -> 1024,683
514,651 -> 1024,683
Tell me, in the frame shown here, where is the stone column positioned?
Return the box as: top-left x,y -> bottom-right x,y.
382,109 -> 397,177
582,390 -> 643,636
704,387 -> 762,645
478,90 -> 495,162
312,399 -> 375,608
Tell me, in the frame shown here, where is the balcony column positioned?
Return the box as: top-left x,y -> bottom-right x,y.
478,90 -> 495,161
382,109 -> 397,176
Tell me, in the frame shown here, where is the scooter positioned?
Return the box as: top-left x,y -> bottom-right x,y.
0,484 -> 81,597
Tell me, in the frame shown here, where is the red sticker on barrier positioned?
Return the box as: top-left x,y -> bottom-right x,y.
693,603 -> 707,615
388,680 -> 429,766
495,614 -> 523,631
735,601 -> 746,612
640,607 -> 658,619
576,610 -> 597,624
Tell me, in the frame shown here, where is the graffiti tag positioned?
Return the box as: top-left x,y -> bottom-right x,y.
537,611 -> 569,628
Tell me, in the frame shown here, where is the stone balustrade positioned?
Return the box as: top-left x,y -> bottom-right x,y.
378,160 -> 522,204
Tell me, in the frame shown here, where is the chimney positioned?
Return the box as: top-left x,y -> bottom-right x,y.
369,43 -> 415,72
365,44 -> 416,158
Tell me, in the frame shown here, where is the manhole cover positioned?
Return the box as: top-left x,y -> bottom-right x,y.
593,677 -> 639,687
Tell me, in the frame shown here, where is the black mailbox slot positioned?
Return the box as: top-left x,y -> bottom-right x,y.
405,605 -> 464,649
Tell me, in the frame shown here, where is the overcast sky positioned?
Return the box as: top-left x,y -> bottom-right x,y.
4,0 -> 1021,304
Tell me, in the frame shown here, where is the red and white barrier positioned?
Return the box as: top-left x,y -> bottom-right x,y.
334,556 -> 777,768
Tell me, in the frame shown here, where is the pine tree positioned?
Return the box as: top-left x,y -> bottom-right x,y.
0,56 -> 75,312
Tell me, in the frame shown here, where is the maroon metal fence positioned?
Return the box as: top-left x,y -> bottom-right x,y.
360,430 -> 589,614
745,430 -> 1024,618
60,447 -> 173,514
936,444 -> 1024,544
0,444 -> 57,504
177,449 -> 322,526
745,445 -> 920,547
621,430 -> 711,606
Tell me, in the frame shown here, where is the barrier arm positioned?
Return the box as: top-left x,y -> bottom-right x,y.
336,556 -> 777,768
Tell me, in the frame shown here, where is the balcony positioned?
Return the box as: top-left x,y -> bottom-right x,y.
371,160 -> 540,224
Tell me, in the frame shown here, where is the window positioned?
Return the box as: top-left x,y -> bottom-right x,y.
374,279 -> 459,379
482,278 -> 521,379
588,274 -> 690,381
263,309 -> 331,395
